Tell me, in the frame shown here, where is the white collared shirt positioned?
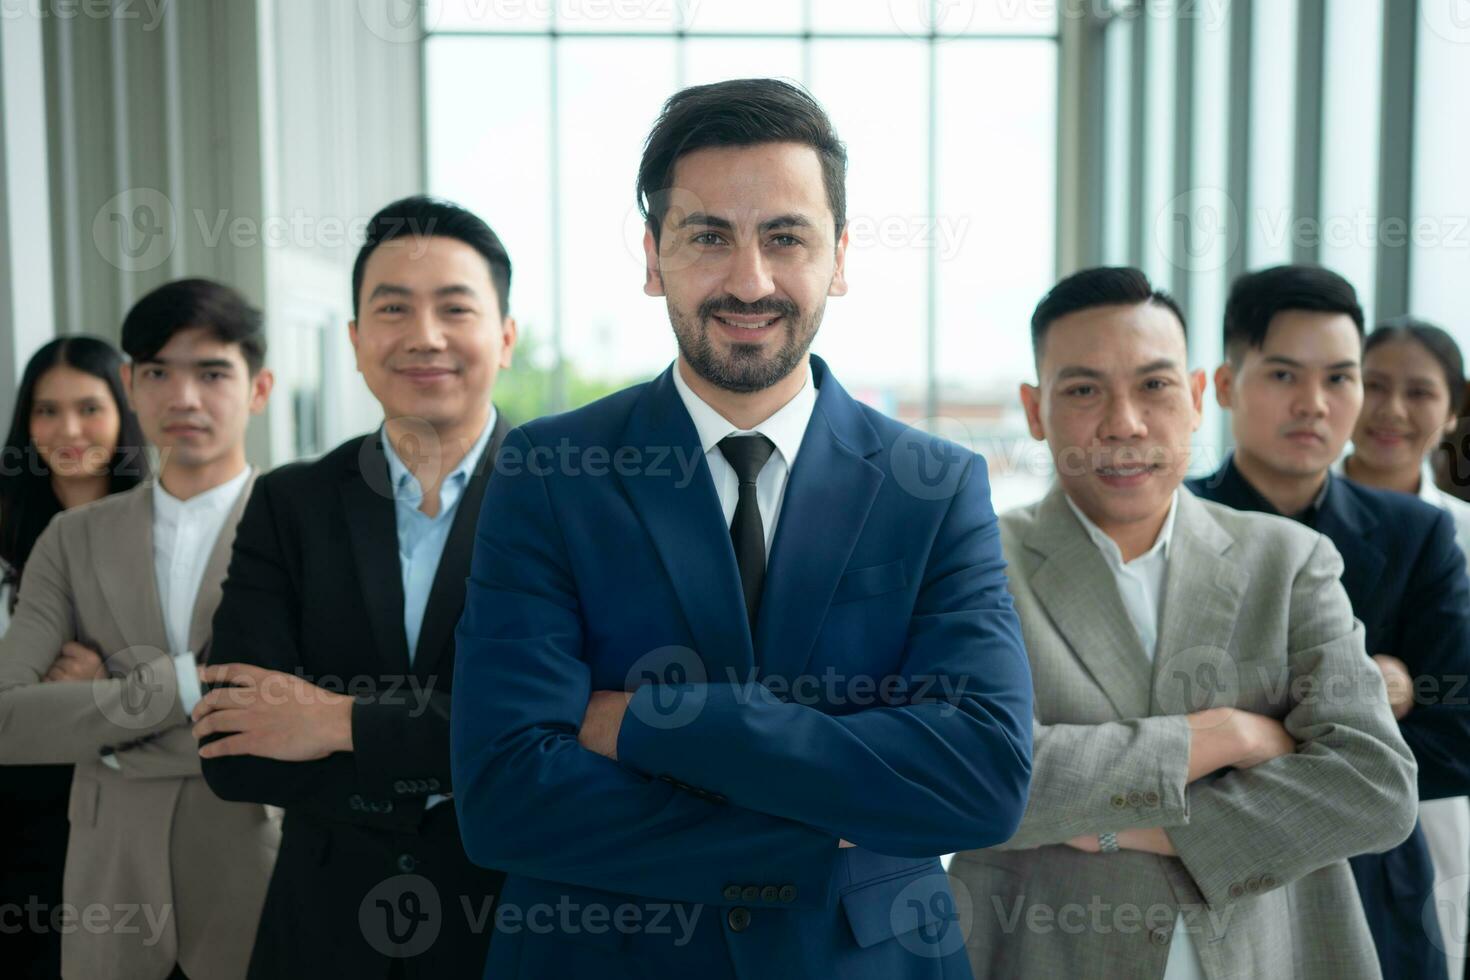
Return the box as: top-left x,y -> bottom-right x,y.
152,465 -> 251,721
1063,489 -> 1203,980
671,360 -> 817,561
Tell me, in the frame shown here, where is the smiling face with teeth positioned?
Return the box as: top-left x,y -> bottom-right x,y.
1021,302 -> 1205,557
644,142 -> 849,415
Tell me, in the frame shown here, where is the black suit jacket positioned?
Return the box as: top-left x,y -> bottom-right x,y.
1190,458 -> 1470,980
202,414 -> 509,980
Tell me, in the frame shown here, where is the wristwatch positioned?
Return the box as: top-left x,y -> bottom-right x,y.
1098,831 -> 1120,853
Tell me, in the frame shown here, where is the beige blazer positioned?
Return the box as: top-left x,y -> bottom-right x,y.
950,488 -> 1418,980
0,478 -> 279,980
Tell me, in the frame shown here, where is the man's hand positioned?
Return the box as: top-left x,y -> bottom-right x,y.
43,642 -> 107,682
1185,707 -> 1295,779
192,663 -> 354,761
578,690 -> 633,761
1372,654 -> 1414,720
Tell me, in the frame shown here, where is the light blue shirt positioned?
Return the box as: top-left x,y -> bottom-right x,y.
380,409 -> 497,665
380,410 -> 495,810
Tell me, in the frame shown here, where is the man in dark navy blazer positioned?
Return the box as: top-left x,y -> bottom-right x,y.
1190,265 -> 1470,980
450,78 -> 1034,979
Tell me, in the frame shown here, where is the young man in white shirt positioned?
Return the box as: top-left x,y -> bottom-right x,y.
0,278 -> 277,980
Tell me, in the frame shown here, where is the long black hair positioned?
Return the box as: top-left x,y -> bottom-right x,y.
0,336 -> 149,608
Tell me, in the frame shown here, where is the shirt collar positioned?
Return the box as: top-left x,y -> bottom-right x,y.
153,464 -> 252,522
381,407 -> 498,504
1064,489 -> 1179,568
671,359 -> 817,468
1228,453 -> 1330,526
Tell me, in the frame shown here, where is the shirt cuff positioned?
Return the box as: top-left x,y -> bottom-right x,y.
100,750 -> 121,770
173,652 -> 203,716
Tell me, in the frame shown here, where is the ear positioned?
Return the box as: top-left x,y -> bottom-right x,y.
119,361 -> 132,391
1213,361 -> 1234,409
828,225 -> 850,298
643,225 -> 665,297
248,368 -> 275,415
498,316 -> 518,370
1188,368 -> 1207,431
347,319 -> 365,374
1019,382 -> 1045,441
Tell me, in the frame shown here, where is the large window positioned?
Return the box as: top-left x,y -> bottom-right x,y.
425,0 -> 1059,511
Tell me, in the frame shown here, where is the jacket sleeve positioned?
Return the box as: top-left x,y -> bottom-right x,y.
0,518 -> 192,765
1392,508 -> 1470,800
615,452 -> 1034,858
1167,535 -> 1419,907
983,715 -> 1193,850
452,428 -> 844,908
198,474 -> 436,823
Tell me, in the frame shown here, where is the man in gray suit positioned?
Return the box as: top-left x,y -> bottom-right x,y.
0,279 -> 279,980
949,267 -> 1417,979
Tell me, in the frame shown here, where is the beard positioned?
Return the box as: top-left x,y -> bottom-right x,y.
670,293 -> 823,394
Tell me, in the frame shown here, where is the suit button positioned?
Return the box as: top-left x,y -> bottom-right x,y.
778,885 -> 796,903
1144,791 -> 1160,807
1150,927 -> 1170,946
1260,874 -> 1278,890
722,885 -> 742,902
1111,795 -> 1127,809
761,886 -> 778,903
393,780 -> 407,794
1245,876 -> 1261,894
397,853 -> 417,873
428,779 -> 440,791
1228,882 -> 1244,899
1126,791 -> 1142,807
728,907 -> 751,932
741,885 -> 759,902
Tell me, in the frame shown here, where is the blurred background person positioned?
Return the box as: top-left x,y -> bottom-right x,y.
1336,317 -> 1470,979
0,335 -> 146,979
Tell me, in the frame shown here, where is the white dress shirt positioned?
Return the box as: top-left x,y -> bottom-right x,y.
671,360 -> 817,558
1064,490 -> 1205,980
153,466 -> 252,718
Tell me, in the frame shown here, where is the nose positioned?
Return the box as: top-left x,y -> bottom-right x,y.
723,241 -> 776,305
404,308 -> 449,352
167,374 -> 204,413
1099,393 -> 1148,442
1293,382 -> 1329,419
59,410 -> 84,438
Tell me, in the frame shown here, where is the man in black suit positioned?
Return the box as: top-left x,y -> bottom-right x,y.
1189,265 -> 1470,980
192,196 -> 516,979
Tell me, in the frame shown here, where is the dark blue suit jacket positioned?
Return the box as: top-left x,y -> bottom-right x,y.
1190,458 -> 1470,980
452,356 -> 1034,979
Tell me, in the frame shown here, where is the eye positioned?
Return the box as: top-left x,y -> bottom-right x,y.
692,232 -> 725,246
1409,388 -> 1435,400
378,303 -> 406,315
143,367 -> 166,380
1142,378 -> 1170,392
33,405 -> 55,417
1364,379 -> 1386,393
1065,385 -> 1096,398
1269,369 -> 1293,383
770,234 -> 802,247
80,404 -> 100,415
202,371 -> 227,382
1327,373 -> 1355,385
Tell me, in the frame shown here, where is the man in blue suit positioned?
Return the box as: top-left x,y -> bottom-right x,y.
1190,265 -> 1470,980
451,78 -> 1034,979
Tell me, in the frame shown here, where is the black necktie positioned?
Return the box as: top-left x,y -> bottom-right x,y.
717,434 -> 776,631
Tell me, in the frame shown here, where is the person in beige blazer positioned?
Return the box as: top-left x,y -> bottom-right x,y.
0,279 -> 279,980
950,268 -> 1418,980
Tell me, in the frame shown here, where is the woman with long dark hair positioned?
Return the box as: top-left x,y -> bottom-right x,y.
0,335 -> 147,979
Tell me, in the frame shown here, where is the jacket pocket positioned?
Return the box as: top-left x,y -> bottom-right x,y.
840,862 -> 952,948
832,560 -> 908,605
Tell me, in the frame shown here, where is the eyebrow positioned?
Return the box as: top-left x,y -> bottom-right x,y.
1364,368 -> 1440,385
1052,359 -> 1180,382
140,357 -> 236,370
673,212 -> 814,234
1262,355 -> 1359,370
367,283 -> 478,302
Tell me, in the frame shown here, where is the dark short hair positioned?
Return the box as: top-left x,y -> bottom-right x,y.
1223,265 -> 1365,362
1365,316 -> 1466,410
351,195 -> 512,320
121,278 -> 267,375
637,78 -> 848,247
1030,266 -> 1187,360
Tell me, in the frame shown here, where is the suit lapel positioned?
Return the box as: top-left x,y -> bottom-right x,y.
1023,490 -> 1153,719
340,433 -> 411,674
754,363 -> 883,684
1313,477 -> 1386,606
414,410 -> 510,678
616,366 -> 754,684
91,482 -> 170,652
188,470 -> 259,660
1150,491 -> 1249,714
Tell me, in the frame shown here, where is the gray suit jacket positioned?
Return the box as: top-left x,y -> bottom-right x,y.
950,488 -> 1417,980
0,478 -> 279,980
